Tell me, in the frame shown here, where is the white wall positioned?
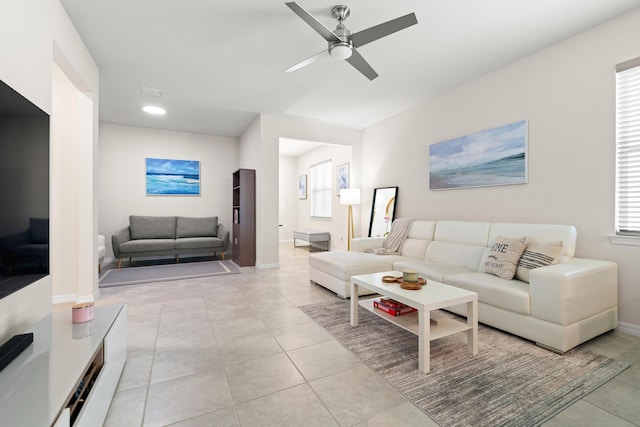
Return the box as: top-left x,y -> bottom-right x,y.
0,0 -> 99,343
278,156 -> 297,242
51,63 -> 79,300
362,9 -> 640,331
296,145 -> 354,250
279,144 -> 355,247
238,115 -> 261,171
240,114 -> 362,268
51,2 -> 100,305
98,123 -> 239,259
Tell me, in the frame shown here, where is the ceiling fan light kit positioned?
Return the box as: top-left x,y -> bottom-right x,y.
329,42 -> 352,59
285,2 -> 418,80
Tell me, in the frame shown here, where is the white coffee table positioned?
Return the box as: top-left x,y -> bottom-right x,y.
350,271 -> 478,373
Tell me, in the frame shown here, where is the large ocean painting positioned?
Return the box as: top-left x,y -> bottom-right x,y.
429,120 -> 528,190
146,158 -> 201,195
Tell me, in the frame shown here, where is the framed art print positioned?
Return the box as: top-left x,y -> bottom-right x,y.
298,174 -> 307,199
429,120 -> 528,190
146,158 -> 200,195
336,163 -> 349,195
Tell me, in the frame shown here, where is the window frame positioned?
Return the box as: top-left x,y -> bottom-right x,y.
309,159 -> 333,219
615,57 -> 640,237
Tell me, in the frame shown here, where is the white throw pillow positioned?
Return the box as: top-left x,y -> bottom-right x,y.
481,235 -> 528,280
515,238 -> 564,283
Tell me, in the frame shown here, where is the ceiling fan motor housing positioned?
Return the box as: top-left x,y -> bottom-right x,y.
329,23 -> 352,59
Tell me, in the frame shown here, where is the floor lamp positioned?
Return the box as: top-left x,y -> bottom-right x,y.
340,188 -> 360,251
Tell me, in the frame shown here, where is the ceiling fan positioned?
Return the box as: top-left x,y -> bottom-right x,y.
285,2 -> 418,80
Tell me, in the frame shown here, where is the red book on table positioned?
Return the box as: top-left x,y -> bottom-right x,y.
373,299 -> 417,316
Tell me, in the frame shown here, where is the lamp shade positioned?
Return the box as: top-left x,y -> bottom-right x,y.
340,188 -> 360,205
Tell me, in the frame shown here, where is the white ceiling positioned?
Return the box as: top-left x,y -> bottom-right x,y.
60,0 -> 640,139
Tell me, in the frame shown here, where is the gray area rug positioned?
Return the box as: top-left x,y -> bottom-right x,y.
99,260 -> 240,287
300,300 -> 630,427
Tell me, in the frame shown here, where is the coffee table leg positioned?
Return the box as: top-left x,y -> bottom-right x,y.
350,281 -> 359,326
418,309 -> 431,373
467,299 -> 478,355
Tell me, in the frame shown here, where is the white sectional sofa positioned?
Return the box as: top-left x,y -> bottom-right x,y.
308,220 -> 618,352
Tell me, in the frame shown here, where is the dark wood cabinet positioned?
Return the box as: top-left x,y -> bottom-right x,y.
232,169 -> 256,266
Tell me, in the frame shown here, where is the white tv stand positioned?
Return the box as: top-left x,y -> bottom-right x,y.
0,304 -> 127,426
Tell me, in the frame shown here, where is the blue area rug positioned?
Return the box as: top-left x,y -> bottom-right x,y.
99,260 -> 240,287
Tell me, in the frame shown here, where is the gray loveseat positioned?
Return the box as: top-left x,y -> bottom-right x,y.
112,215 -> 229,268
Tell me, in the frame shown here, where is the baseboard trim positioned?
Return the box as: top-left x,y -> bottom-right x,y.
76,293 -> 96,304
52,293 -> 77,304
53,291 -> 99,305
256,262 -> 280,270
102,254 -> 228,265
617,321 -> 640,337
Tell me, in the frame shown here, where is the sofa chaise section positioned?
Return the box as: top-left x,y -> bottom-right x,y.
112,215 -> 229,268
309,220 -> 439,298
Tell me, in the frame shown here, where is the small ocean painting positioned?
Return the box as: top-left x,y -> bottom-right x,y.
429,120 -> 528,190
146,158 -> 200,195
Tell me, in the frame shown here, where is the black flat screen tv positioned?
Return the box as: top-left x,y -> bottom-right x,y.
0,78 -> 50,299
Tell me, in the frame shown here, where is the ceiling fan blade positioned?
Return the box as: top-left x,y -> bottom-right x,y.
285,49 -> 330,73
351,13 -> 418,48
285,2 -> 341,43
345,49 -> 378,80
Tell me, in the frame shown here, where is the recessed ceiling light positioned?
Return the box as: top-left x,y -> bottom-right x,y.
142,105 -> 166,115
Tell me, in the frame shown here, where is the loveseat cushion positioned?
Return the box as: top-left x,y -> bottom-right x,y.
309,251 -> 405,282
393,259 -> 474,282
176,216 -> 218,238
119,238 -> 175,253
130,215 -> 176,240
175,237 -> 224,250
444,272 -> 531,315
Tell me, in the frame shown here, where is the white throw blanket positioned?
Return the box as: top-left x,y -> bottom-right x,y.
365,218 -> 414,255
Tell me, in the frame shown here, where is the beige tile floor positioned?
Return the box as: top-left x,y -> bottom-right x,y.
92,244 -> 640,426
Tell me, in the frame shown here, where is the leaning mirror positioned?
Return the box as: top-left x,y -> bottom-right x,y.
368,187 -> 398,237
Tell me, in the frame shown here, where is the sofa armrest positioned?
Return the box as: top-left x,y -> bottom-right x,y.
350,237 -> 386,252
529,258 -> 618,326
217,223 -> 230,251
111,227 -> 131,258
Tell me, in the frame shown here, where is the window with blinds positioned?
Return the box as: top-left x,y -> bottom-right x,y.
616,57 -> 640,236
310,160 -> 332,218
